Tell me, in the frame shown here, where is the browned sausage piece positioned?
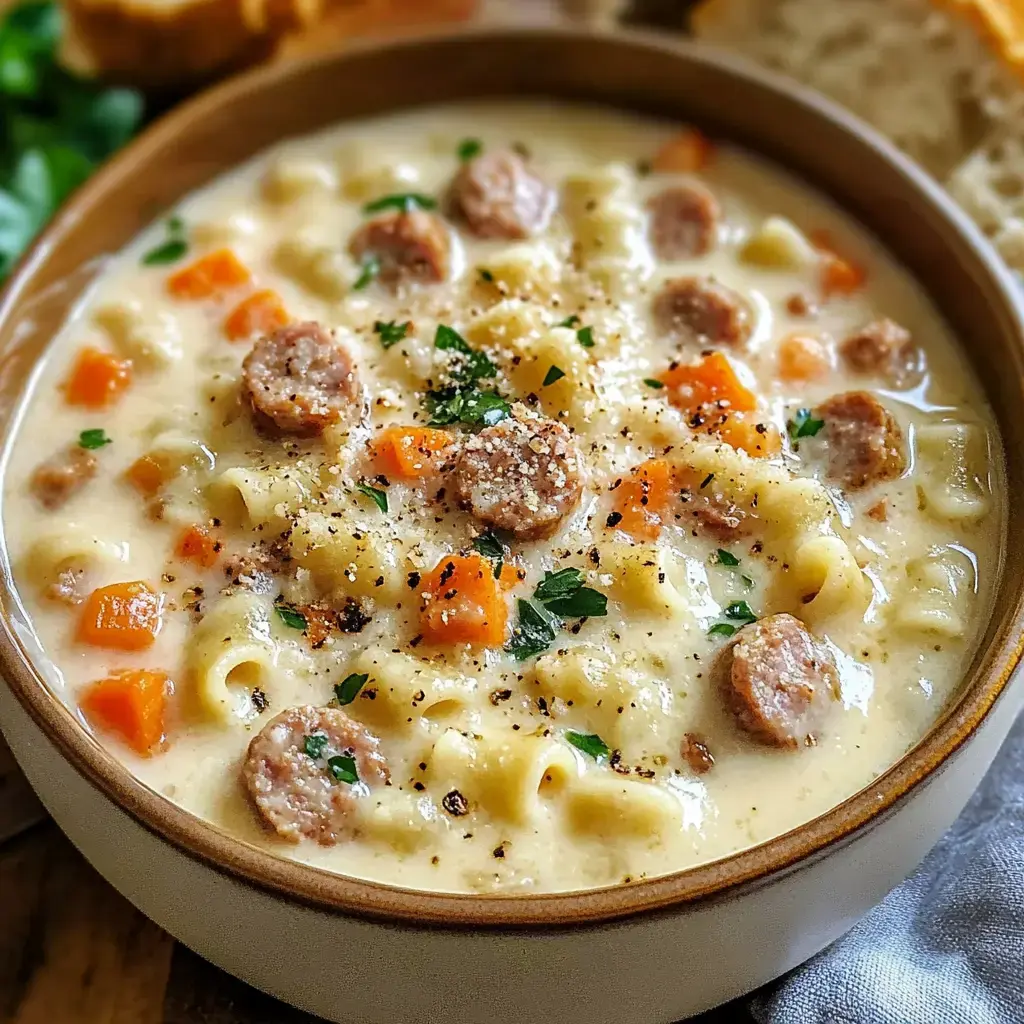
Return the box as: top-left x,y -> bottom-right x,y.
653,276 -> 751,347
348,210 -> 450,290
448,150 -> 555,240
31,445 -> 97,510
452,406 -> 583,540
243,705 -> 389,845
681,732 -> 715,773
713,613 -> 838,748
815,390 -> 906,489
647,183 -> 720,260
839,318 -> 922,387
242,321 -> 362,435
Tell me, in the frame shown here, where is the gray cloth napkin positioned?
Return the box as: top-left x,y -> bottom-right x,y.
750,713 -> 1024,1024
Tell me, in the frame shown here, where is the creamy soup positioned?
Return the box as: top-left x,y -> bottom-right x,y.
2,102 -> 1001,894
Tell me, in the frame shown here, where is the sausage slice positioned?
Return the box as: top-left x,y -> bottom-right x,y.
452,406 -> 583,540
840,318 -> 922,387
243,705 -> 389,845
713,613 -> 838,748
653,276 -> 751,347
815,390 -> 906,489
31,445 -> 97,510
348,210 -> 450,290
647,183 -> 720,260
448,150 -> 555,240
242,321 -> 362,435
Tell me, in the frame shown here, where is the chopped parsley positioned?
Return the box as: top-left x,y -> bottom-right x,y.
353,254 -> 380,290
542,365 -> 565,387
788,408 -> 825,441
456,138 -> 483,162
576,325 -> 595,348
362,192 -> 437,214
304,732 -> 329,759
506,598 -> 559,661
565,731 -> 610,761
275,605 -> 307,630
327,754 -> 359,785
472,529 -> 508,579
434,324 -> 497,382
424,324 -> 509,426
723,600 -> 757,625
142,215 -> 187,266
643,378 -> 665,389
533,567 -> 585,602
373,319 -> 410,348
556,314 -> 581,329
507,569 -> 608,660
334,672 -> 369,706
78,428 -> 111,449
716,548 -> 740,567
479,268 -> 494,283
706,622 -> 737,638
356,482 -> 388,513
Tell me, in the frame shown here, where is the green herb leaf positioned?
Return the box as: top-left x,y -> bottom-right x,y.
472,530 -> 506,561
542,365 -> 566,387
373,319 -> 410,349
724,600 -> 757,625
362,192 -> 437,214
141,216 -> 187,266
434,323 -> 496,382
533,567 -> 584,602
576,326 -> 595,349
424,387 -> 510,427
276,605 -> 307,630
327,754 -> 359,785
706,622 -> 737,638
334,672 -> 369,706
479,268 -> 494,283
787,408 -> 825,441
506,598 -> 559,661
353,254 -> 380,290
556,314 -> 581,329
741,574 -> 755,588
716,548 -> 740,567
543,587 -> 608,619
304,732 -> 328,759
643,378 -> 665,389
356,482 -> 388,513
78,428 -> 110,449
457,138 -> 483,161
565,730 -> 610,761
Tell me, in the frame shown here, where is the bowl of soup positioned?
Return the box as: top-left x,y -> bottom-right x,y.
0,25 -> 1022,1024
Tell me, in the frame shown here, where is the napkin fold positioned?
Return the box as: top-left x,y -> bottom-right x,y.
750,714 -> 1024,1024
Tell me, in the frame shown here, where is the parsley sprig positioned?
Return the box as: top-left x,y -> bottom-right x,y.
706,599 -> 758,638
565,730 -> 610,761
141,215 -> 187,266
787,408 -> 825,442
373,319 -> 410,348
334,672 -> 368,706
507,568 -> 608,660
472,529 -> 508,579
424,324 -> 510,427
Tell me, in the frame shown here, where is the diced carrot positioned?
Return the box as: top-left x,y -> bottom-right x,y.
370,426 -> 452,480
661,351 -> 758,416
167,249 -> 251,300
124,453 -> 171,497
652,128 -> 713,173
80,669 -> 169,756
713,413 -> 783,459
811,230 -> 866,298
175,524 -> 221,568
63,347 -> 132,409
778,333 -> 830,381
76,581 -> 163,651
223,289 -> 289,341
420,553 -> 507,647
611,459 -> 676,540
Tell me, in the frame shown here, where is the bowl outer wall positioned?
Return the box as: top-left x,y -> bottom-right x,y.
0,26 -> 1022,930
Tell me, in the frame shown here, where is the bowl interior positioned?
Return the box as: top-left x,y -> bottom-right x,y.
0,26 -> 1022,927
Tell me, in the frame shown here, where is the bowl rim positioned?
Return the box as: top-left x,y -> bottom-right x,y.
1,23 -> 1023,929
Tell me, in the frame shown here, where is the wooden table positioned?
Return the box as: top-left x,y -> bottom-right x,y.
0,737 -> 754,1023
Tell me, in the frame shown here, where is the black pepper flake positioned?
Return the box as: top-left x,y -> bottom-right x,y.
489,688 -> 512,705
442,789 -> 470,817
251,688 -> 269,713
413,782 -> 425,792
492,843 -> 507,859
407,571 -> 422,590
606,511 -> 624,528
337,598 -> 372,633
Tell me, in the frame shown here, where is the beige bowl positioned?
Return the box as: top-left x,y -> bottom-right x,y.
1,25 -> 1023,1023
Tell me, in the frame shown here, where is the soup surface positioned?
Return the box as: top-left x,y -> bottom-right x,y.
2,102 -> 1001,894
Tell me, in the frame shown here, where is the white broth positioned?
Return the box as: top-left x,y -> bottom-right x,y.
3,102 -> 1001,893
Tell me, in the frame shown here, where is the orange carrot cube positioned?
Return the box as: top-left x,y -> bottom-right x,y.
167,249 -> 251,301
64,347 -> 132,409
80,669 -> 169,756
76,581 -> 163,651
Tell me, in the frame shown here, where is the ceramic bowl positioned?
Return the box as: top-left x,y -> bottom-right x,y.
1,26 -> 1023,1024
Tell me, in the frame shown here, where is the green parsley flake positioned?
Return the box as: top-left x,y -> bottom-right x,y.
542,365 -> 566,387
78,428 -> 111,449
373,319 -> 410,348
356,482 -> 388,513
276,605 -> 307,630
724,600 -> 757,625
506,598 -> 559,661
643,378 -> 665,389
472,530 -> 507,579
304,732 -> 328,759
434,323 -> 496,382
556,314 -> 581,329
334,672 -> 369,706
328,754 -> 359,785
362,192 -> 437,214
576,325 -> 595,348
565,731 -> 610,761
479,268 -> 494,283
788,408 -> 825,441
716,548 -> 740,567
353,254 -> 380,290
456,138 -> 483,161
141,216 -> 187,266
706,622 -> 737,638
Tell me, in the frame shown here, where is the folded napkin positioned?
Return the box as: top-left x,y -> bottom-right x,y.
750,713 -> 1024,1024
